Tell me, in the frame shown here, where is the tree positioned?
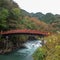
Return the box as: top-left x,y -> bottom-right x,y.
7,8 -> 22,29
11,8 -> 21,19
0,8 -> 9,31
42,13 -> 55,24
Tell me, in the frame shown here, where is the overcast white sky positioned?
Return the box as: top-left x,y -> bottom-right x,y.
13,0 -> 60,14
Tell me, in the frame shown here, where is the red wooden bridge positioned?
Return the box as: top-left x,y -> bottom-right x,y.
0,29 -> 50,36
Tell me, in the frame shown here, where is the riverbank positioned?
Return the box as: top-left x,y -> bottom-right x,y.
0,41 -> 26,54
33,34 -> 60,60
0,34 -> 39,54
0,40 -> 41,60
0,40 -> 41,54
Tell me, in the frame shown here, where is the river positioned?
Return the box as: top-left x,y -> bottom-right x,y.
0,40 -> 42,60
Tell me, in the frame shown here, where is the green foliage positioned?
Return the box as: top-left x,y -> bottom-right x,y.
0,0 -> 60,32
0,8 -> 9,30
42,13 -> 55,24
30,12 -> 56,24
43,34 -> 60,60
33,48 -> 46,60
11,8 -> 21,19
31,12 -> 60,32
7,8 -> 22,29
33,34 -> 60,60
30,12 -> 44,20
0,0 -> 22,30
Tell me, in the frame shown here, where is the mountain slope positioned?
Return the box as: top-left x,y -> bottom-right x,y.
21,10 -> 60,32
0,0 -> 60,32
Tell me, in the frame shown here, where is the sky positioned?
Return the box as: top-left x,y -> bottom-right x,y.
13,0 -> 60,14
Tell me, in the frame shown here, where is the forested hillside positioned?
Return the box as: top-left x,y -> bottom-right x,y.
0,0 -> 22,31
0,0 -> 60,32
0,0 -> 49,32
21,10 -> 60,32
31,13 -> 60,32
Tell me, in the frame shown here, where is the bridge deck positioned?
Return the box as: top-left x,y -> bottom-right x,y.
0,29 -> 49,36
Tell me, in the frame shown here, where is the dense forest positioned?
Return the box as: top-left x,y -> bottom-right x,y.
0,0 -> 60,32
0,0 -> 60,60
22,10 -> 60,32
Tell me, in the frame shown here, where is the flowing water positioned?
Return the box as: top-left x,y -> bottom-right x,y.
0,40 -> 42,60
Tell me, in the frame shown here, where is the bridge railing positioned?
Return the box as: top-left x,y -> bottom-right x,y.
0,29 -> 50,36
